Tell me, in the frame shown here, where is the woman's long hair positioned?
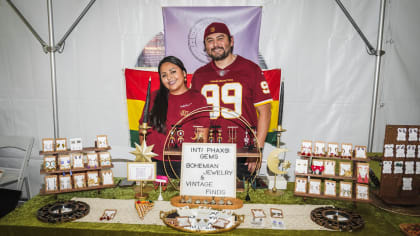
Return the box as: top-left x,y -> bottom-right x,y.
149,56 -> 187,133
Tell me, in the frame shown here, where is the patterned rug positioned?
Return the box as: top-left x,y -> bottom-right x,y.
73,197 -> 331,230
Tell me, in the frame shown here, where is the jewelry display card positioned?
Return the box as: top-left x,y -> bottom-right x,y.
408,128 -> 418,141
44,156 -> 56,171
402,177 -> 412,191
295,159 -> 308,174
382,161 -> 392,174
405,161 -> 414,174
356,184 -> 369,200
42,138 -> 55,152
324,180 -> 336,196
87,171 -> 100,187
308,179 -> 321,195
59,174 -> 72,191
356,162 -> 369,183
58,154 -> 71,170
323,160 -> 336,176
45,175 -> 58,192
397,128 -> 407,141
339,181 -> 352,198
270,208 -> 283,218
314,141 -> 325,156
101,170 -> 114,186
396,144 -> 405,158
416,162 -> 420,174
97,135 -> 109,148
99,152 -> 112,167
339,162 -> 352,177
311,160 -> 324,175
327,142 -> 339,157
407,145 -> 416,158
55,138 -> 67,152
341,143 -> 352,158
354,146 -> 367,159
69,137 -> 83,151
394,161 -> 403,174
294,177 -> 307,193
73,173 -> 86,189
384,144 -> 394,158
300,140 -> 312,156
87,153 -> 99,168
71,152 -> 84,169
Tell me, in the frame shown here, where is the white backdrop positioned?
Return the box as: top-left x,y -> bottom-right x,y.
1,0 -> 420,196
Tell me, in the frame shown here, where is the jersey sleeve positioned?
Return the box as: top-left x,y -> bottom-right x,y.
252,66 -> 273,107
194,92 -> 210,128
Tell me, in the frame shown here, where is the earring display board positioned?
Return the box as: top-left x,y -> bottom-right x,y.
378,125 -> 420,205
39,137 -> 115,195
294,140 -> 370,203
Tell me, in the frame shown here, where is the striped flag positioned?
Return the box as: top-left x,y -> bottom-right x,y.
125,68 -> 281,147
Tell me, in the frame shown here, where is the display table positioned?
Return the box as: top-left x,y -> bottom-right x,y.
1,174 -> 420,235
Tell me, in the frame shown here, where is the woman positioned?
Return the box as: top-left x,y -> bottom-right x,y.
139,56 -> 209,177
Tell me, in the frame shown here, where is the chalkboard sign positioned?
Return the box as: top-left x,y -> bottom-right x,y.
180,143 -> 237,198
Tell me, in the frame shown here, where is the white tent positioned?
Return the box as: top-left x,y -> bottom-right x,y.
1,0 -> 419,196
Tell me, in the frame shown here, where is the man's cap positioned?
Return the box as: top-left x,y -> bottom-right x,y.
203,22 -> 231,40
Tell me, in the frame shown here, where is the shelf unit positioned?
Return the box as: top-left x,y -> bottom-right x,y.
294,152 -> 371,203
39,146 -> 115,195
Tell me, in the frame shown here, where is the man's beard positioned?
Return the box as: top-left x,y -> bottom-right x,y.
209,47 -> 232,61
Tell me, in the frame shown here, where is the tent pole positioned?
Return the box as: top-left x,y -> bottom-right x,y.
368,0 -> 387,152
46,0 -> 59,140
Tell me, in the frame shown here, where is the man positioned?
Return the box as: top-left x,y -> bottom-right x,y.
191,22 -> 272,176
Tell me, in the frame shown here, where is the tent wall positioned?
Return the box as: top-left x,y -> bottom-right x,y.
1,0 -> 419,196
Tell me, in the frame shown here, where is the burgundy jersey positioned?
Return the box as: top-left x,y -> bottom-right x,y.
191,55 -> 272,148
139,89 -> 210,161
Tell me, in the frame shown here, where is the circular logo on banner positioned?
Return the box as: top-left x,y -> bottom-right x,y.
188,18 -> 230,63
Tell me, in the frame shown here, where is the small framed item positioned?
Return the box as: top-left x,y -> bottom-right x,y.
396,144 -> 405,158
416,162 -> 420,174
69,137 -> 83,151
406,145 -> 416,158
356,162 -> 369,183
295,159 -> 308,174
339,181 -> 352,199
294,177 -> 307,193
101,170 -> 114,186
339,162 -> 352,177
314,141 -> 325,156
356,184 -> 369,200
408,128 -> 418,141
100,209 -> 117,221
44,155 -> 57,171
394,161 -> 403,174
324,180 -> 336,196
55,138 -> 67,152
382,161 -> 392,174
42,138 -> 55,152
405,161 -> 414,174
300,140 -> 312,156
354,146 -> 367,159
45,175 -> 58,192
323,160 -> 336,176
384,144 -> 394,158
99,152 -> 112,167
309,179 -> 321,195
127,162 -> 156,181
73,173 -> 86,189
97,135 -> 109,148
341,143 -> 353,158
402,177 -> 412,191
71,152 -> 84,169
397,127 -> 407,141
311,160 -> 324,175
58,154 -> 71,171
213,218 -> 230,229
251,209 -> 266,218
87,153 -> 99,168
59,174 -> 72,191
327,142 -> 339,157
270,208 -> 283,218
87,171 -> 100,187
176,216 -> 191,227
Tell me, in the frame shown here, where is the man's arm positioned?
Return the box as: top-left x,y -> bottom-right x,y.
246,103 -> 271,172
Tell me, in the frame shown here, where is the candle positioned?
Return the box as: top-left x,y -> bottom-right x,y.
142,77 -> 152,124
278,81 -> 284,127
